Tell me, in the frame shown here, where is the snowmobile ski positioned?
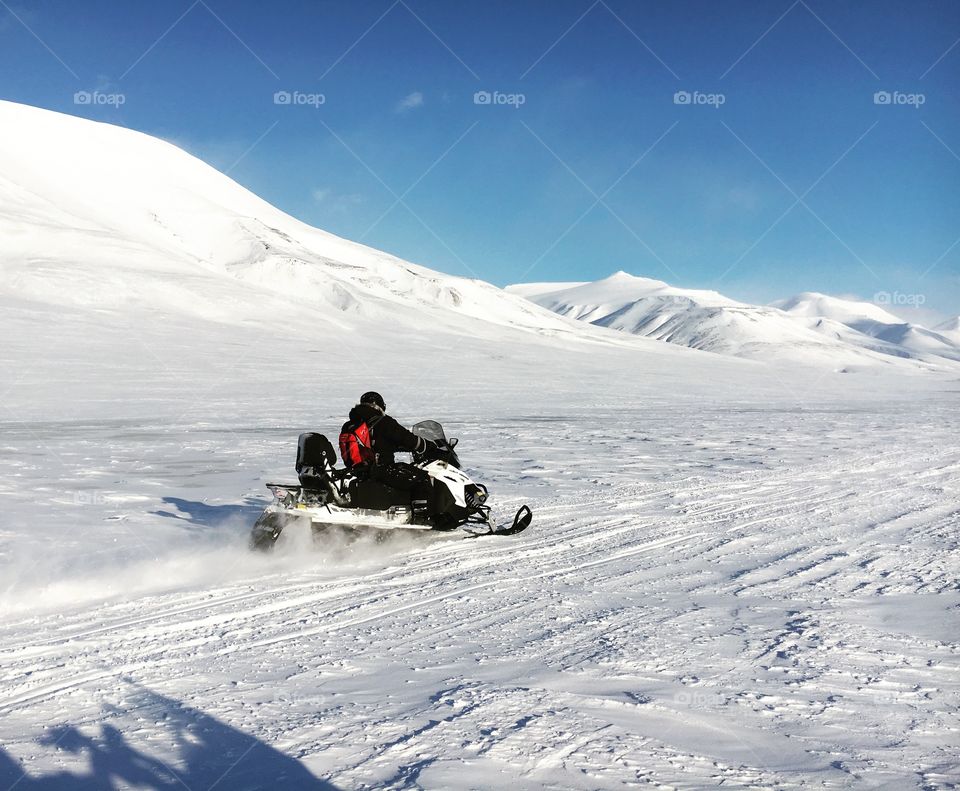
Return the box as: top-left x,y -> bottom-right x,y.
467,505 -> 533,537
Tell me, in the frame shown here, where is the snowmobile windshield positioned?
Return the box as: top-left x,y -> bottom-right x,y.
411,420 -> 447,445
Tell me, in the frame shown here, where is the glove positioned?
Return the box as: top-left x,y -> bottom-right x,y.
416,438 -> 443,460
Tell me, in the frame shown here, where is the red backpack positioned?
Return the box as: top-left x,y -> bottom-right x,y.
339,415 -> 382,468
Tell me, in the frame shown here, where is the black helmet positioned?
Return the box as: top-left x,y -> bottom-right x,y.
360,391 -> 386,412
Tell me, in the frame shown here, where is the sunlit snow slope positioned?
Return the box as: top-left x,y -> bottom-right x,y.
0,100 -> 570,334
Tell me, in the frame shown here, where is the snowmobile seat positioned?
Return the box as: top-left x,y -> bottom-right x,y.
296,432 -> 339,490
347,478 -> 413,510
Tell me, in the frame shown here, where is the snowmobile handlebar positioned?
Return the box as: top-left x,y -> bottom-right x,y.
415,437 -> 461,468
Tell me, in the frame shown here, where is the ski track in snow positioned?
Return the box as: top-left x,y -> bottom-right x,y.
1,406 -> 958,789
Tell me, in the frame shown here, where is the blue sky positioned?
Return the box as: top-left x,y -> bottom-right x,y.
1,0 -> 958,320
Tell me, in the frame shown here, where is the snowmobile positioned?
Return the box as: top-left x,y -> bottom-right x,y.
250,420 -> 532,551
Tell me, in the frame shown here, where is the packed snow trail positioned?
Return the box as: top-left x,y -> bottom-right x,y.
1,404 -> 957,789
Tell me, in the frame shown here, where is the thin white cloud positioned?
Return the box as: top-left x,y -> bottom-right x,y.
396,91 -> 424,113
312,187 -> 363,211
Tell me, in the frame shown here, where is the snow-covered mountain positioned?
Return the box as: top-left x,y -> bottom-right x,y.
508,272 -> 832,359
934,316 -> 960,345
509,273 -> 960,369
774,292 -> 960,364
0,100 -> 567,336
3,100 -> 954,378
771,292 -> 903,325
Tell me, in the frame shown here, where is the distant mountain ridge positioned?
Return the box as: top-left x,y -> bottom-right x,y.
773,292 -> 960,364
509,273 -> 960,370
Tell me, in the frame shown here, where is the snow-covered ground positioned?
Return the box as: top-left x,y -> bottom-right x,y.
3,378 -> 959,788
1,102 -> 959,789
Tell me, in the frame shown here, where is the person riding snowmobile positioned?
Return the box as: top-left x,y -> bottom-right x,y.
339,392 -> 436,520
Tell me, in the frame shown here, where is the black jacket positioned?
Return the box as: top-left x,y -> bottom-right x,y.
342,403 -> 428,465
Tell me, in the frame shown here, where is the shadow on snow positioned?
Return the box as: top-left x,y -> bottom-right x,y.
0,685 -> 335,790
150,496 -> 264,528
